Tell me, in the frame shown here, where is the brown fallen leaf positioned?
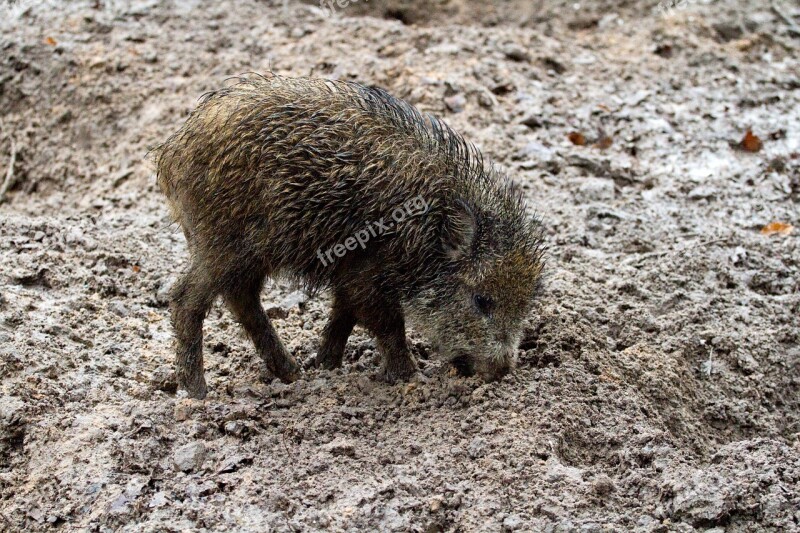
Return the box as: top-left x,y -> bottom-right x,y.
738,129 -> 763,153
44,36 -> 57,46
760,222 -> 794,236
594,135 -> 613,149
568,132 -> 586,146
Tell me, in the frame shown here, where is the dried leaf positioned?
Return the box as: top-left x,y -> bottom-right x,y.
132,265 -> 141,273
760,222 -> 794,236
44,36 -> 57,46
739,129 -> 762,153
595,135 -> 613,149
568,132 -> 586,146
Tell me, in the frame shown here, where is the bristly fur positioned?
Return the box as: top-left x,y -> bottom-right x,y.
155,72 -> 544,398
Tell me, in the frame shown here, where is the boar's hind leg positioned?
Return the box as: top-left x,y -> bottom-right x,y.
315,290 -> 357,370
356,298 -> 417,383
224,276 -> 301,383
171,263 -> 217,400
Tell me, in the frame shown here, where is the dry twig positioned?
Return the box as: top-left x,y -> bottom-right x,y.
0,127 -> 17,204
772,2 -> 800,38
623,237 -> 730,266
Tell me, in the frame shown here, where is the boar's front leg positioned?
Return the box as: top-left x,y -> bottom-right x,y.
356,296 -> 417,383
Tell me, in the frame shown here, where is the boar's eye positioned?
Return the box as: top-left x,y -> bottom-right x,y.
473,294 -> 494,317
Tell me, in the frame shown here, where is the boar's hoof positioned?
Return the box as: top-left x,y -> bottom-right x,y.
380,357 -> 417,384
181,374 -> 208,400
312,350 -> 343,371
271,356 -> 301,383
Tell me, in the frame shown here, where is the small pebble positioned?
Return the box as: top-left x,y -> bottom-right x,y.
444,93 -> 466,113
174,441 -> 207,472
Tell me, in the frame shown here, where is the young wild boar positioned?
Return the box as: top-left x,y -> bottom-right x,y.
156,74 -> 544,399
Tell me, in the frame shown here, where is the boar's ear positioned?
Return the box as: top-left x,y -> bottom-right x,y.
442,199 -> 477,260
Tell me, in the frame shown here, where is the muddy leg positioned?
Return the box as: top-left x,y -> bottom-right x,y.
357,299 -> 416,383
315,291 -> 357,370
171,264 -> 216,399
224,279 -> 300,383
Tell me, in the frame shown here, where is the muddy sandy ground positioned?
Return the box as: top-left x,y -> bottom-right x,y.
1,0 -> 799,531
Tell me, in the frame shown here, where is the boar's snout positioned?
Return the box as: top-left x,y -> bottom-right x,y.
451,354 -> 511,381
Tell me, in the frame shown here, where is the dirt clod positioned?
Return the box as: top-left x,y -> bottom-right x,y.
174,442 -> 207,473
